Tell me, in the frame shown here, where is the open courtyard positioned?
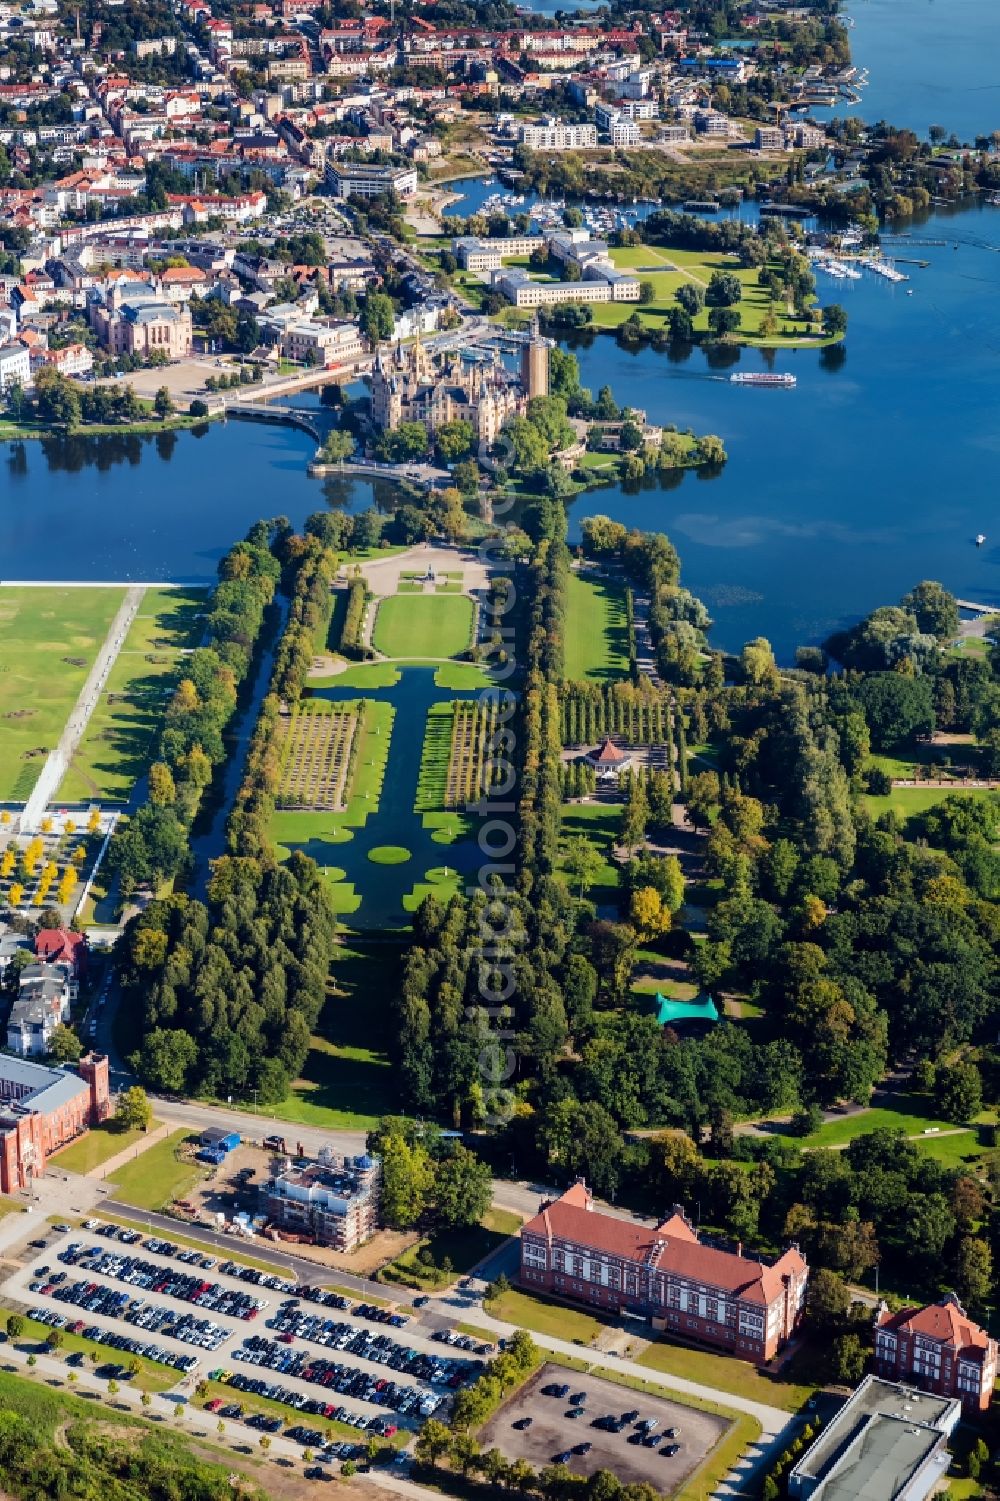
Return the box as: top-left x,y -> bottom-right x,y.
478,1362 -> 729,1496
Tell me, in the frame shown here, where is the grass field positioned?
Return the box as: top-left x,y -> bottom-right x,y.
863,784 -> 996,822
559,802 -> 622,905
637,1340 -> 815,1414
0,586 -> 124,800
600,244 -> 832,346
381,1208 -> 522,1291
784,1093 -> 989,1151
564,572 -> 630,682
372,593 -> 474,660
277,935 -> 399,1129
106,1130 -> 204,1211
59,587 -> 207,803
487,1287 -> 606,1344
50,1119 -> 163,1175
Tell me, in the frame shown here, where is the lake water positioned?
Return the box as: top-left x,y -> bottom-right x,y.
4,0 -> 1000,658
833,0 -> 1000,141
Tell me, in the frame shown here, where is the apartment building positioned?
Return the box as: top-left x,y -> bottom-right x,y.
453,234 -> 539,271
874,1295 -> 997,1412
517,117 -> 597,150
520,1183 -> 807,1363
265,1153 -> 381,1252
7,961 -> 73,1057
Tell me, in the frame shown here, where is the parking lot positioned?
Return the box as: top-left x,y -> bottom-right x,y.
478,1363 -> 729,1495
3,1222 -> 482,1444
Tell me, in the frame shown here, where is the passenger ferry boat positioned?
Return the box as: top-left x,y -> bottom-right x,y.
730,372 -> 797,387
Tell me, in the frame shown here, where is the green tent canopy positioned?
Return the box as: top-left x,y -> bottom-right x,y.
655,992 -> 720,1027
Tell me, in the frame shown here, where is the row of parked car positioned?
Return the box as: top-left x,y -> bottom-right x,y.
43,1273 -> 229,1352
431,1328 -> 493,1355
266,1307 -> 478,1389
230,1334 -> 448,1418
57,1246 -> 267,1321
28,1305 -> 198,1374
218,1260 -> 410,1330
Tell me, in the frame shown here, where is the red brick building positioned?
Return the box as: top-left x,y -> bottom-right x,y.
520,1183 -> 807,1363
0,1053 -> 110,1193
874,1295 -> 997,1412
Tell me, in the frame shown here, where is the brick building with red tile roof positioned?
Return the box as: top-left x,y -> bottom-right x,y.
520,1182 -> 807,1362
874,1294 -> 997,1411
34,927 -> 87,977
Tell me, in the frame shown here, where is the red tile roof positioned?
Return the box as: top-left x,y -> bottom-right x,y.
523,1183 -> 805,1306
591,737 -> 625,765
35,928 -> 87,971
878,1296 -> 994,1363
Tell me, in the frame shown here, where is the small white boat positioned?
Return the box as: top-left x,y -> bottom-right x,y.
976,534 -> 987,546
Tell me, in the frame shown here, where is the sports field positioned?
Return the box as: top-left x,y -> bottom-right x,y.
0,586 -> 125,801
372,593 -> 474,660
58,586 -> 206,802
564,571 -> 630,682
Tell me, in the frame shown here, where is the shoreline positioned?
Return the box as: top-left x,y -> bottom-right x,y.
0,410 -> 223,444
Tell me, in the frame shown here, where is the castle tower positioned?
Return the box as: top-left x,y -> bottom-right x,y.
521,311 -> 549,400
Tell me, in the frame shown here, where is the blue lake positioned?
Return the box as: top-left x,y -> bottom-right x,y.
4,0 -> 1000,659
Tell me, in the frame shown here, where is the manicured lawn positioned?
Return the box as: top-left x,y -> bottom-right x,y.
559,801 -> 622,904
382,1209 -> 523,1291
576,243 -> 837,346
863,784 -> 996,822
368,845 -> 411,864
487,1287 -> 606,1345
311,662 -> 402,690
0,586 -> 125,800
58,587 -> 206,803
787,1093 -> 984,1151
637,1340 -> 815,1414
402,863 -> 464,912
423,810 -> 475,844
372,593 -> 474,660
564,571 -> 630,683
4,1310 -> 179,1393
50,1119 -> 163,1175
106,1130 -> 204,1211
432,662 -> 495,690
277,936 -> 400,1130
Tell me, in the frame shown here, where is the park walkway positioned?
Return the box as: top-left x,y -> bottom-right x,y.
20,586 -> 145,833
90,1120 -> 174,1182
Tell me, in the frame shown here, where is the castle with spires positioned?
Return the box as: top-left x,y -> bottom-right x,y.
369,317 -> 550,447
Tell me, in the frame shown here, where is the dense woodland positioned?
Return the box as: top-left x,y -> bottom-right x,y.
394,492 -> 1000,1346
116,521 -> 340,1103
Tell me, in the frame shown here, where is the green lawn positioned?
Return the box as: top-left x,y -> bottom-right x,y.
863,784 -> 996,822
106,1130 -> 205,1211
788,1093 -> 986,1151
372,593 -> 474,660
402,863 -> 464,912
637,1339 -> 815,1414
4,1309 -> 179,1393
50,1119 -> 163,1175
488,1287 -> 608,1344
0,586 -> 125,800
381,1209 -> 522,1291
564,572 -> 630,683
276,935 -> 400,1130
58,587 -> 206,802
602,243 -> 835,346
558,801 -> 622,904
